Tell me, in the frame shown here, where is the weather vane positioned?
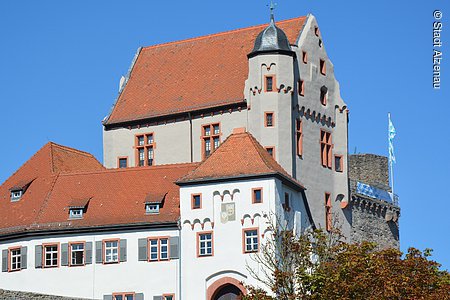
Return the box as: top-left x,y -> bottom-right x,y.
268,0 -> 277,21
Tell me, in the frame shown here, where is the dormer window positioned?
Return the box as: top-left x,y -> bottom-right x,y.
10,190 -> 23,202
69,208 -> 83,219
145,203 -> 160,214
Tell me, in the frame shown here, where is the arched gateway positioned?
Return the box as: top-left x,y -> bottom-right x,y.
206,277 -> 246,300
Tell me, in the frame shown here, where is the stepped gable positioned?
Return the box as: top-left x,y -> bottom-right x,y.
0,143 -> 104,233
177,129 -> 305,190
105,17 -> 306,126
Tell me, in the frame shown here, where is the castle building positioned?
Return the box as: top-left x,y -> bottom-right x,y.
0,13 -> 399,300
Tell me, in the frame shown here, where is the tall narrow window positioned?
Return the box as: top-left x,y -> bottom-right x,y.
104,240 -> 119,263
320,59 -> 326,75
314,26 -> 320,37
202,124 -> 221,159
265,147 -> 275,158
283,192 -> 290,211
9,248 -> 21,271
265,112 -> 274,127
302,51 -> 307,64
320,130 -> 332,168
335,155 -> 343,172
192,194 -> 202,209
252,188 -> 263,204
135,133 -> 155,167
198,232 -> 213,257
296,119 -> 303,157
44,244 -> 58,268
298,80 -> 304,96
265,75 -> 274,92
320,86 -> 328,106
148,238 -> 169,261
243,229 -> 259,253
325,193 -> 332,231
70,243 -> 85,266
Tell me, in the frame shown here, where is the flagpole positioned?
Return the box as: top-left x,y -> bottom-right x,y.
388,112 -> 395,204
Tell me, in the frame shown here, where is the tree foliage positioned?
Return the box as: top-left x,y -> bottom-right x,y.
242,222 -> 450,300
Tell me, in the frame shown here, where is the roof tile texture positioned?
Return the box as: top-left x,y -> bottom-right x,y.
105,17 -> 306,125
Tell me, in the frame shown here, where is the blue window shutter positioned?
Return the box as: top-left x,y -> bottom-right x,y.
138,238 -> 148,261
103,295 -> 113,300
95,241 -> 102,264
85,242 -> 93,264
35,245 -> 42,268
61,243 -> 69,266
119,239 -> 127,262
21,246 -> 27,269
135,293 -> 144,300
2,249 -> 7,272
153,296 -> 163,300
169,236 -> 180,259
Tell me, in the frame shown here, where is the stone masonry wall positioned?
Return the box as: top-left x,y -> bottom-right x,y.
349,154 -> 389,188
0,289 -> 89,300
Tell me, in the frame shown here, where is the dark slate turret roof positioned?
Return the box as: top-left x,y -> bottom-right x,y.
248,16 -> 294,58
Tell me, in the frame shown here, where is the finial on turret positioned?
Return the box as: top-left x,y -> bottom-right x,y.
268,0 -> 277,22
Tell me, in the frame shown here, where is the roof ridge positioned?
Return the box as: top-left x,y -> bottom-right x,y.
49,142 -> 97,158
141,16 -> 306,51
58,162 -> 199,177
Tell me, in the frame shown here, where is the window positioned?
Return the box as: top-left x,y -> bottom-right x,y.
320,130 -> 332,168
10,190 -> 22,202
298,80 -> 304,96
296,119 -> 303,157
135,133 -> 155,167
243,229 -> 259,253
264,112 -> 274,127
145,203 -> 160,214
148,238 -> 169,261
70,243 -> 84,266
118,157 -> 128,168
163,295 -> 175,300
192,194 -> 202,209
252,188 -> 263,204
104,240 -> 119,263
9,248 -> 21,271
69,208 -> 83,219
314,26 -> 320,37
44,244 -> 58,268
202,124 -> 221,159
302,51 -> 307,64
198,232 -> 213,257
265,75 -> 274,92
265,147 -> 275,158
320,59 -> 326,75
325,193 -> 332,231
335,155 -> 343,172
113,293 -> 135,300
283,192 -> 291,211
320,86 -> 328,106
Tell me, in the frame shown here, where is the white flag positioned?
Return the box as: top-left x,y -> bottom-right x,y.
388,113 -> 396,164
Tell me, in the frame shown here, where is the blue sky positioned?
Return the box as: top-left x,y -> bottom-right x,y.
0,0 -> 449,269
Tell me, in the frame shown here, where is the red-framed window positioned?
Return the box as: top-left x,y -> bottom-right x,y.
265,146 -> 275,158
117,157 -> 128,169
252,188 -> 263,204
202,123 -> 221,159
320,59 -> 326,75
298,79 -> 305,96
320,130 -> 332,168
103,239 -> 119,264
197,232 -> 213,257
335,155 -> 343,172
325,193 -> 332,231
135,133 -> 155,167
148,237 -> 169,261
191,194 -> 202,209
265,75 -> 275,92
296,119 -> 303,157
243,228 -> 259,253
8,247 -> 21,271
43,243 -> 59,268
112,292 -> 135,300
69,242 -> 85,267
162,294 -> 175,300
264,112 -> 274,127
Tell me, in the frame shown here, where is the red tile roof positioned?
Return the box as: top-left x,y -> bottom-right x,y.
0,142 -> 105,235
105,17 -> 307,126
177,130 -> 305,190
